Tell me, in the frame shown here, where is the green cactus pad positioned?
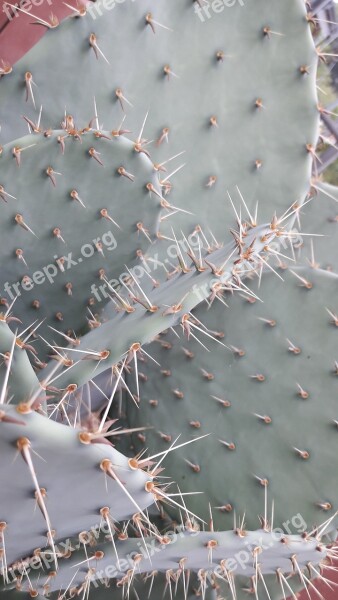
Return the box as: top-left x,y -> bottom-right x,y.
127,266 -> 338,532
0,130 -> 162,356
0,0 -> 319,236
13,528 -> 328,600
298,182 -> 338,273
0,316 -> 44,407
37,221 -> 280,397
0,404 -> 156,569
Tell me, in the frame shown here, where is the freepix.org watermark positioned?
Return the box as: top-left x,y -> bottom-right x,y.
194,0 -> 245,22
2,0 -> 245,26
89,225 -> 303,305
2,0 -> 53,20
86,0 -> 136,20
91,512 -> 308,587
5,511 -> 308,586
90,229 -> 203,304
2,231 -> 117,301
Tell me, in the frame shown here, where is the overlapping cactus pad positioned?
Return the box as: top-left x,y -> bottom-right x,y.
127,266 -> 338,531
0,0 -> 337,599
0,0 -> 319,236
0,130 -> 162,356
0,404 -> 156,569
14,528 -> 327,599
37,221 -> 280,394
0,316 -> 44,406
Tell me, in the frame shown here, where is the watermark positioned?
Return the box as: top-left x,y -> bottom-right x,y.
86,0 -> 136,21
90,229 -> 202,304
194,0 -> 245,23
0,220 -> 303,315
91,512 -> 308,587
190,226 -> 304,304
89,224 -> 303,308
4,511 -> 308,587
2,231 -> 117,302
2,0 -> 53,21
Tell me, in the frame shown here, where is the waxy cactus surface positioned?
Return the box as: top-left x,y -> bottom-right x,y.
0,1 -> 337,599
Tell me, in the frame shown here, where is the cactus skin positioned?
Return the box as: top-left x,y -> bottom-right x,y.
0,0 -> 319,238
56,576 -> 303,600
1,583 -> 214,600
82,574 -> 222,600
37,221 -> 280,396
0,404 -> 157,568
11,528 -> 328,599
54,369 -> 117,424
126,266 -> 338,532
0,130 -> 161,357
0,316 -> 44,407
0,1 -> 330,599
299,183 -> 338,273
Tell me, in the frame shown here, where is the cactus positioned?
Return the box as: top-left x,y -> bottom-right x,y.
0,315 -> 44,407
0,0 -> 318,238
126,266 -> 338,532
3,579 -> 224,600
0,403 -> 158,572
10,527 -> 329,600
0,130 -> 162,358
1,0 -> 337,599
37,221 -> 280,395
299,182 -> 338,273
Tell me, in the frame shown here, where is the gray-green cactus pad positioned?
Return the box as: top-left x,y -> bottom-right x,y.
0,130 -> 161,356
37,221 -> 279,396
0,404 -> 156,568
0,0 -> 319,236
127,266 -> 338,532
298,182 -> 338,273
13,529 -> 328,599
0,317 -> 44,406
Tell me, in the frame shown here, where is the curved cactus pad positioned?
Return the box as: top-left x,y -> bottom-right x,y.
0,316 -> 44,406
299,182 -> 338,273
12,528 -> 329,600
127,266 -> 338,532
0,0 -> 319,236
0,404 -> 156,569
0,130 -> 162,355
37,221 -> 280,395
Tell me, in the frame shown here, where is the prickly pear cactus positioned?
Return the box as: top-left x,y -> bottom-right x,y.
126,266 -> 338,531
0,404 -> 158,569
0,130 -> 162,357
14,528 -> 327,599
299,182 -> 338,273
0,0 -> 336,599
37,221 -> 280,394
0,315 -> 44,406
0,0 -> 319,237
